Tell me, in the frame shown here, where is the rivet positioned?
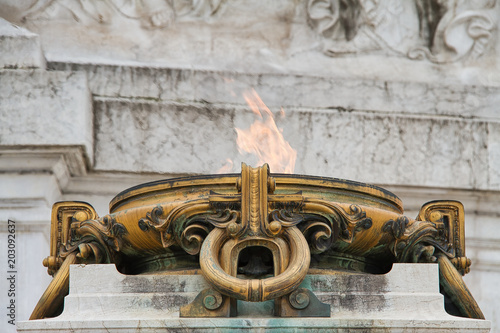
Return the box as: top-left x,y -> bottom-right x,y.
203,292 -> 223,310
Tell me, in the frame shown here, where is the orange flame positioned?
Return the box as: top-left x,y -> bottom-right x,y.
219,89 -> 296,174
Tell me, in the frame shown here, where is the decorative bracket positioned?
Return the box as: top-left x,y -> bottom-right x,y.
31,201 -> 127,320
417,200 -> 469,274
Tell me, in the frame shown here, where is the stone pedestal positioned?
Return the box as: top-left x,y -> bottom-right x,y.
18,263 -> 490,332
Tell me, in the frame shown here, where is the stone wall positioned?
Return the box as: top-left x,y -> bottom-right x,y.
1,1 -> 499,331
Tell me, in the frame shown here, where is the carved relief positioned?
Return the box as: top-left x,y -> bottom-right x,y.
409,4 -> 496,63
136,188 -> 373,258
307,0 -> 497,63
12,0 -> 496,64
22,0 -> 224,29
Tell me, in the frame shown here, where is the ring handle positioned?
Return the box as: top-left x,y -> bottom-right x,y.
200,227 -> 310,302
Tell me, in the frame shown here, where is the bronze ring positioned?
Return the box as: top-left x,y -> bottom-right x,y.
200,226 -> 310,302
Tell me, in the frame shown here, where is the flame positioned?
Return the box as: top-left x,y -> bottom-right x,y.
219,89 -> 296,174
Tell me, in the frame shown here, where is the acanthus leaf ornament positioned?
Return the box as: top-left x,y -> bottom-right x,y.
301,201 -> 372,244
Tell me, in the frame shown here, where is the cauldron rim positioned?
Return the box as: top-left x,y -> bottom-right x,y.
110,172 -> 403,213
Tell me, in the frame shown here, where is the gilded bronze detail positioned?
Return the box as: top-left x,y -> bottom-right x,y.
178,164 -> 330,316
31,163 -> 484,321
31,202 -> 127,320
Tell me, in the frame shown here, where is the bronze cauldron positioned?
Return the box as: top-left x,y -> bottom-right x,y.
31,164 -> 483,319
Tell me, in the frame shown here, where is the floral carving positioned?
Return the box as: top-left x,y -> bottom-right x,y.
138,205 -> 176,248
181,209 -> 239,254
298,202 -> 372,254
383,215 -> 410,255
137,199 -> 374,257
270,209 -> 304,227
138,202 -> 219,254
316,203 -> 372,241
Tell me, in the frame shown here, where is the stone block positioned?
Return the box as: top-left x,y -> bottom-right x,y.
94,98 -> 494,190
0,18 -> 45,69
50,63 -> 500,120
0,69 -> 93,165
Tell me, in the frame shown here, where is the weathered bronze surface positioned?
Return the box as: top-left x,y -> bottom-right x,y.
31,163 -> 484,320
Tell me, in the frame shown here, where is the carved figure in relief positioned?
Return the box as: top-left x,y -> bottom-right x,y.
21,0 -> 223,28
307,0 -> 497,63
409,0 -> 496,62
8,0 -> 496,64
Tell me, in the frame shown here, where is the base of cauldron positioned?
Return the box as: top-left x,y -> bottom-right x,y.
18,264 -> 490,332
